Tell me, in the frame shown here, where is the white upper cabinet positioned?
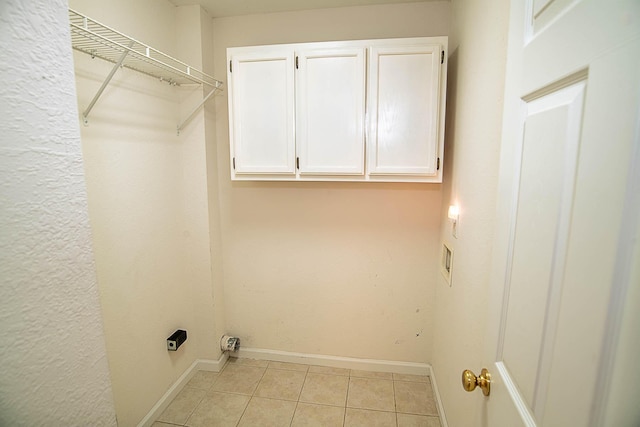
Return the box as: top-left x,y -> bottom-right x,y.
296,47 -> 366,176
227,37 -> 447,182
368,45 -> 442,177
228,49 -> 295,175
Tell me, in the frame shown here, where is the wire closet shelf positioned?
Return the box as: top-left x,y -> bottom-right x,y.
69,8 -> 223,130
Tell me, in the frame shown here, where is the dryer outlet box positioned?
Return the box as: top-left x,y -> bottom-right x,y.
167,329 -> 187,351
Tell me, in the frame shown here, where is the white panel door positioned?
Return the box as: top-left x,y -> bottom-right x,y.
228,50 -> 295,175
367,45 -> 442,176
296,47 -> 366,175
482,0 -> 640,426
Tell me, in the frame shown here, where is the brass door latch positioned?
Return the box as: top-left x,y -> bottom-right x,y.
462,368 -> 491,396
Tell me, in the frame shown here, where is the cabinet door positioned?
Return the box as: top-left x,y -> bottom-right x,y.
368,45 -> 442,176
228,50 -> 295,175
296,47 -> 366,175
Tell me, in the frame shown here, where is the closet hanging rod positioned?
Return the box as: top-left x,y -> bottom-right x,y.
69,8 -> 223,125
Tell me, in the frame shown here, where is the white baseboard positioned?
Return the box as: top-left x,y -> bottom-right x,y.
195,353 -> 230,372
235,347 -> 429,375
136,352 -> 229,427
427,365 -> 448,427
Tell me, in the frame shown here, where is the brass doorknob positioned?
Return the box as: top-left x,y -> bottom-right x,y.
462,368 -> 491,396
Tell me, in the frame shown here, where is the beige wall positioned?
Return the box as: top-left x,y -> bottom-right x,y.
431,0 -> 510,426
212,2 -> 450,363
176,4 -> 226,364
66,0 -> 513,424
70,1 -> 222,425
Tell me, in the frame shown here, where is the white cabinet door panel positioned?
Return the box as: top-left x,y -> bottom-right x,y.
368,45 -> 442,176
296,48 -> 366,175
229,51 -> 295,175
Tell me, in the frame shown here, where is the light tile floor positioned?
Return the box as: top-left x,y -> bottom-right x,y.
153,358 -> 441,427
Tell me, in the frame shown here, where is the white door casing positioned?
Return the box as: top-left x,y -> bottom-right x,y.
484,0 -> 640,426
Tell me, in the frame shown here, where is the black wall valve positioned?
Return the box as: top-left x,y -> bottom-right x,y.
167,329 -> 187,351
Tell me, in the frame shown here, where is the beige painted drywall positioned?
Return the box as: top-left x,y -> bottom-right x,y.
430,0 -> 510,426
70,1 -> 222,425
0,0 -> 116,424
201,8 -> 229,352
212,2 -> 450,363
175,4 -> 226,364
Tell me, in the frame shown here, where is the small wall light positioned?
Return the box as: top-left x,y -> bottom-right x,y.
448,205 -> 459,238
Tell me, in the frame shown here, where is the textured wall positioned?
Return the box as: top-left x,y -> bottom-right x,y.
430,0 -> 510,426
212,2 -> 450,363
0,0 -> 117,425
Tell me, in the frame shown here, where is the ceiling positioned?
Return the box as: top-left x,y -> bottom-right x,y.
168,0 -> 432,18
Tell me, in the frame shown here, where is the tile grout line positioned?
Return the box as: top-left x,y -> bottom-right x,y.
288,365 -> 308,427
343,375 -> 350,427
183,385 -> 206,426
196,372 -> 219,426
234,361 -> 269,427
392,378 -> 398,427
186,382 -> 212,426
181,370 -> 219,427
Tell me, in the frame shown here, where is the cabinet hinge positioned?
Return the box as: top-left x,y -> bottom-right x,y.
233,157 -> 236,170
441,51 -> 445,64
229,60 -> 232,73
296,157 -> 300,169
295,56 -> 299,69
437,157 -> 440,170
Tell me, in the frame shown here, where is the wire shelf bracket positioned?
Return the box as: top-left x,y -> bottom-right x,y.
69,8 -> 223,130
177,86 -> 219,135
